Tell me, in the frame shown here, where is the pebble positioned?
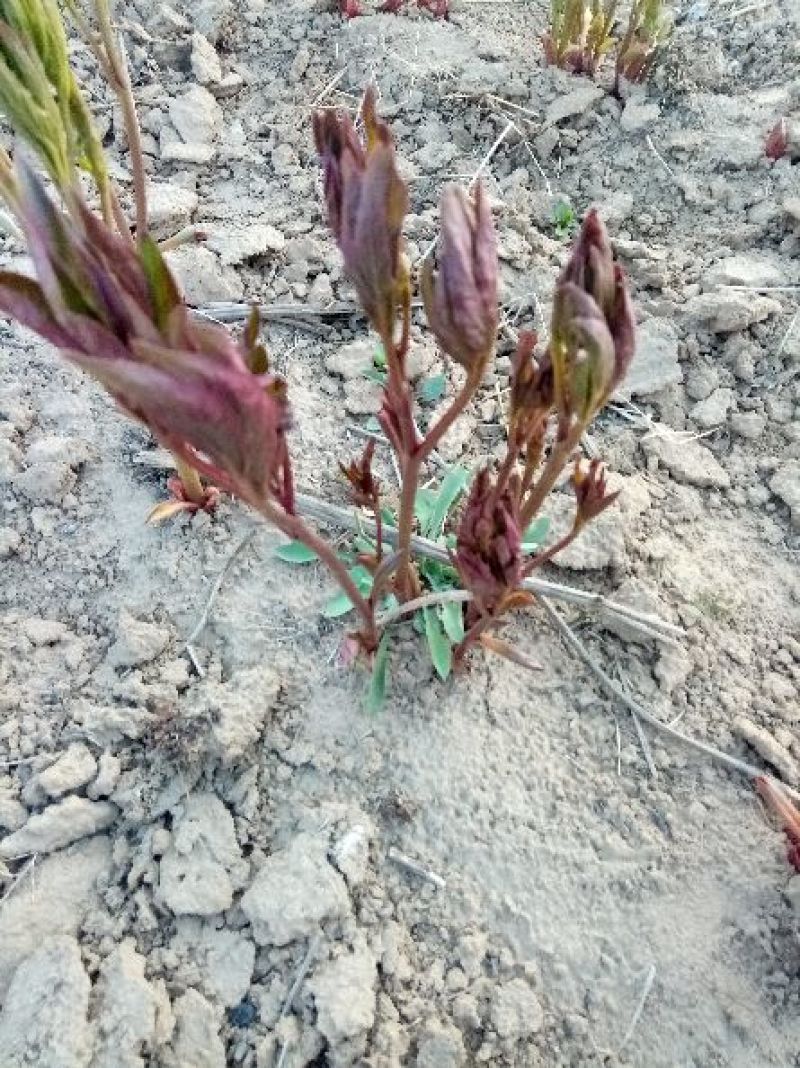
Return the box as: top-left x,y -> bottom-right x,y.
616,318 -> 682,399
769,462 -> 800,528
642,436 -> 730,489
157,793 -> 247,916
170,989 -> 225,1068
544,85 -> 605,126
416,1021 -> 467,1068
147,182 -> 199,231
705,254 -> 786,289
168,84 -> 222,146
730,412 -> 766,440
0,796 -> 117,858
683,291 -> 781,333
308,938 -> 377,1046
690,388 -> 735,429
0,937 -> 90,1068
206,223 -> 286,265
165,246 -> 244,303
191,32 -> 222,85
107,612 -> 171,669
620,99 -> 660,131
91,941 -> 167,1067
326,340 -> 376,381
35,743 -> 98,800
87,752 -> 122,800
344,377 -> 384,416
489,979 -> 544,1039
0,526 -> 21,558
241,833 -> 351,946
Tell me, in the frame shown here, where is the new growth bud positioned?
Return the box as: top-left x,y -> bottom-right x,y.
421,182 -> 498,375
550,209 -> 635,429
455,468 -> 523,613
571,457 -> 620,529
313,86 -> 409,347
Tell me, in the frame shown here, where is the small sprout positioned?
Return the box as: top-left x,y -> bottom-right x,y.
571,457 -> 620,528
553,200 -> 577,240
455,468 -> 524,616
765,118 -> 788,161
543,0 -> 617,76
615,0 -> 672,89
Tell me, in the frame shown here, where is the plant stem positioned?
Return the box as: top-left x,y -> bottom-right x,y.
479,633 -> 542,671
92,0 -> 148,239
174,456 -> 206,506
521,522 -> 581,575
394,367 -> 482,601
266,505 -> 377,643
377,589 -> 472,627
520,421 -> 582,528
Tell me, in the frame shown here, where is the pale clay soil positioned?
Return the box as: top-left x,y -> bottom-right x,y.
1,1 -> 800,1066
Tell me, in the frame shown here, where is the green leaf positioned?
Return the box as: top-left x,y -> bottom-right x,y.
322,591 -> 356,618
414,487 -> 437,531
365,632 -> 391,714
274,541 -> 318,564
362,366 -> 387,385
419,557 -> 459,591
427,465 -> 470,540
322,566 -> 373,617
365,416 -> 382,433
373,343 -> 387,370
423,606 -> 452,680
418,373 -> 447,405
522,515 -> 551,552
439,600 -> 465,643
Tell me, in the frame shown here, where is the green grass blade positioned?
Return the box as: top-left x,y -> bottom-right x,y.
423,606 -> 453,680
439,600 -> 465,643
428,465 -> 470,540
365,632 -> 391,714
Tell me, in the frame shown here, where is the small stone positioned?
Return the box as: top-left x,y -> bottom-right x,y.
325,340 -> 376,381
147,182 -> 199,231
734,717 -> 800,784
168,990 -> 225,1068
191,32 -> 222,84
769,462 -> 800,528
331,822 -> 372,887
545,85 -> 605,126
13,462 -> 75,504
171,919 -> 256,1007
690,388 -> 735,430
207,223 -> 285,265
161,140 -> 215,165
165,246 -> 243,303
36,744 -> 97,799
620,99 -> 660,131
0,526 -> 21,558
546,492 -> 626,571
685,365 -> 719,402
0,836 -> 111,998
0,796 -> 117,858
200,667 -> 280,766
730,412 -> 766,440
108,612 -> 171,669
87,752 -> 122,800
344,377 -> 383,416
415,1021 -> 466,1068
157,793 -> 246,916
655,647 -> 692,694
241,833 -> 351,946
599,578 -> 667,645
683,291 -> 781,333
705,255 -> 785,289
91,941 -> 166,1068
168,84 -> 222,145
0,797 -> 27,832
308,939 -> 377,1046
188,0 -> 233,42
21,618 -> 68,646
642,436 -> 730,489
489,979 -> 544,1039
0,937 -> 90,1068
616,318 -> 682,399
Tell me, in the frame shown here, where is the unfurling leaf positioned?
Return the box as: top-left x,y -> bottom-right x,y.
522,515 -> 551,551
147,499 -> 196,525
427,465 -> 470,540
419,372 -> 447,405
